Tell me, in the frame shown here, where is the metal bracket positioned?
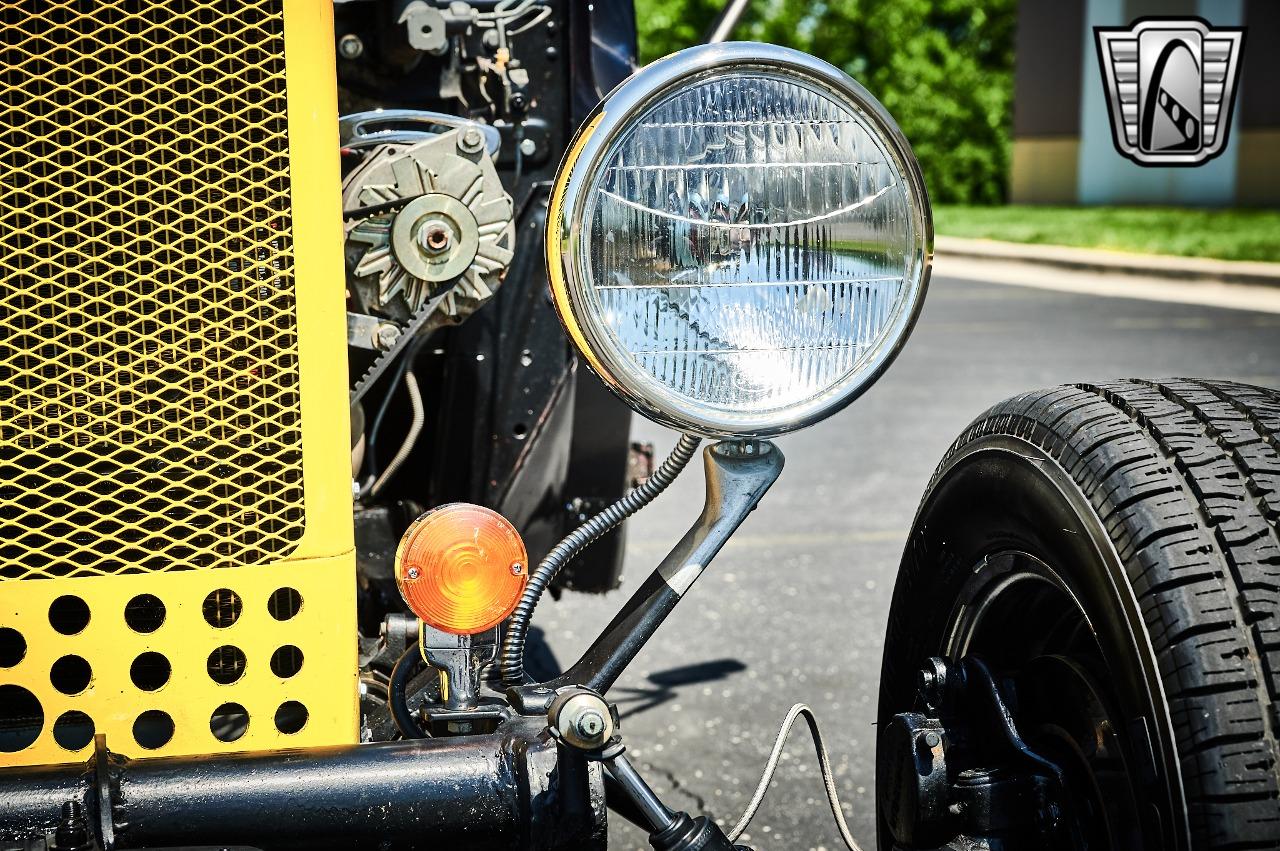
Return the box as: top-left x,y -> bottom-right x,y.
511,441 -> 784,712
339,110 -> 501,155
346,311 -> 402,352
419,624 -> 498,710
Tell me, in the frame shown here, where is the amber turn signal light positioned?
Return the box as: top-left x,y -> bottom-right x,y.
394,503 -> 529,635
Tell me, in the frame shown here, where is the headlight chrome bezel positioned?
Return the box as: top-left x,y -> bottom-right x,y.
548,42 -> 934,438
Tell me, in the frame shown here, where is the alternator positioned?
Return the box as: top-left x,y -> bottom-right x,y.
342,112 -> 515,329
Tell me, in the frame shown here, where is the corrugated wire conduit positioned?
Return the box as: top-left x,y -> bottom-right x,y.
499,433 -> 702,685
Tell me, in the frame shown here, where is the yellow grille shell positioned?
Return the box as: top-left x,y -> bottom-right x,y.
0,0 -> 357,765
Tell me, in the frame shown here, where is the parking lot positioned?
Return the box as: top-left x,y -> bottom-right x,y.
541,270 -> 1280,850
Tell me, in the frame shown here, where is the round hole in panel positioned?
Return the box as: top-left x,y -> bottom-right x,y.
0,685 -> 42,752
0,627 -> 25,667
269,645 -> 303,678
202,589 -> 242,629
210,702 -> 249,743
267,587 -> 302,621
48,596 -> 90,635
124,594 -> 166,634
52,710 -> 95,751
207,645 -> 247,685
130,652 -> 171,691
133,709 -> 174,749
50,655 -> 92,695
274,700 -> 308,734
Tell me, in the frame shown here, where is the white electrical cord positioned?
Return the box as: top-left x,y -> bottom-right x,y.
370,369 -> 424,497
728,703 -> 866,850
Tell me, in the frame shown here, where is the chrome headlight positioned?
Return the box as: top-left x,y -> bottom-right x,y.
548,43 -> 932,438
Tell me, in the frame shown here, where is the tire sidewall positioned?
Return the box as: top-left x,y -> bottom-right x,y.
877,433 -> 1190,851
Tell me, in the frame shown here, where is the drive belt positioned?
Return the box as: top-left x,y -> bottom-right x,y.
344,193 -> 447,406
349,284 -> 453,406
342,193 -> 425,224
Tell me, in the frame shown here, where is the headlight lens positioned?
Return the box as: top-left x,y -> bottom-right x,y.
550,43 -> 931,437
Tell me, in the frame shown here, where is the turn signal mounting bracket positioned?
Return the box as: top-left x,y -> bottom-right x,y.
419,624 -> 497,711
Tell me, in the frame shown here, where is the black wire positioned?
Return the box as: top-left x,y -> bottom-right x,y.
387,645 -> 431,739
512,120 -> 525,187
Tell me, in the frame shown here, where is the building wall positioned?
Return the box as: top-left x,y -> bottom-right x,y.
1010,0 -> 1276,206
1010,0 -> 1084,203
1236,0 -> 1280,206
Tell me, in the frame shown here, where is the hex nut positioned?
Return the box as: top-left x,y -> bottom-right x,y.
552,691 -> 614,750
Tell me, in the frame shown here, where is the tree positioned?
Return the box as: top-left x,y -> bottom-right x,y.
634,0 -> 1016,204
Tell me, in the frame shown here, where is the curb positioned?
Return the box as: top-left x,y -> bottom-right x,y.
934,236 -> 1280,288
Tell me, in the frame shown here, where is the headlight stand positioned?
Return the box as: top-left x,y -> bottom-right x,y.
510,439 -> 784,713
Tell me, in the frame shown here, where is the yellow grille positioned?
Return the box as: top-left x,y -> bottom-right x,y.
0,0 -> 305,579
0,0 -> 356,768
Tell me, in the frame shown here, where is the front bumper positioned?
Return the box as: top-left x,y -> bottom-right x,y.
0,717 -> 605,851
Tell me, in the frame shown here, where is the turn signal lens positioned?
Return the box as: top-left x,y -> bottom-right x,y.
394,504 -> 529,635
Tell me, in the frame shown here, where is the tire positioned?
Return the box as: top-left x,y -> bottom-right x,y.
877,379 -> 1280,851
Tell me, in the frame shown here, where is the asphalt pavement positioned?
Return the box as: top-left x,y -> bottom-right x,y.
539,270 -> 1280,851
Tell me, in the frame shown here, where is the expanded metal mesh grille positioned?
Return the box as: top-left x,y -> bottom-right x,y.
0,0 -> 305,580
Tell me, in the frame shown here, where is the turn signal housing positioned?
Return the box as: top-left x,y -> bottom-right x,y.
394,504 -> 529,635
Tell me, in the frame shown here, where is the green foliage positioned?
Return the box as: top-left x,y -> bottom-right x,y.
633,0 -> 1016,204
635,0 -> 725,64
935,205 -> 1280,262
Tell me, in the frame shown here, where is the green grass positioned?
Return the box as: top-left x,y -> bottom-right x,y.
933,205 -> 1280,263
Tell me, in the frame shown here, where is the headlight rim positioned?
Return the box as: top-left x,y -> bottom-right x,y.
548,41 -> 934,439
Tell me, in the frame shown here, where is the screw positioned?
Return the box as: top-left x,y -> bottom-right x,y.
55,800 -> 89,851
407,567 -> 420,580
337,33 -> 364,60
519,137 -> 537,157
459,126 -> 484,153
511,562 -> 523,575
923,731 -> 941,748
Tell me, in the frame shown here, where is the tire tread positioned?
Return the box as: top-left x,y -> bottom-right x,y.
935,379 -> 1280,849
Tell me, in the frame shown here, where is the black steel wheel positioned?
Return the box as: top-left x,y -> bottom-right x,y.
877,379 -> 1280,851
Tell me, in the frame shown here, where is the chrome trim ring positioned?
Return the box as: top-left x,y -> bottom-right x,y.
547,41 -> 934,438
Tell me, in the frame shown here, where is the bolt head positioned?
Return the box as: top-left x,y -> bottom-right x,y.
519,137 -> 537,157
407,567 -> 420,580
338,33 -> 364,59
460,126 -> 484,152
918,656 -> 950,707
375,324 -> 400,349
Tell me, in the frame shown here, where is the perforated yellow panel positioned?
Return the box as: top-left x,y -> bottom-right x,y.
0,0 -> 358,766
